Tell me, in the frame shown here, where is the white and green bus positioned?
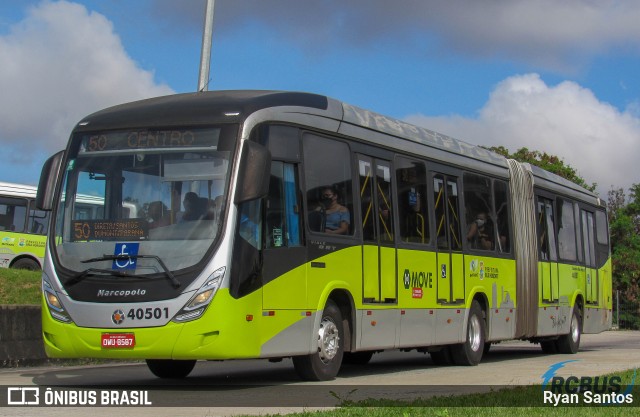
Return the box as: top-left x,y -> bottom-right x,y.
36,91 -> 611,380
0,181 -> 50,270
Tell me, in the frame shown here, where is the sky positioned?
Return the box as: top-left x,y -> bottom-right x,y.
0,0 -> 638,198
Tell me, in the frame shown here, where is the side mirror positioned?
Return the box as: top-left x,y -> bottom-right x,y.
36,150 -> 65,211
234,141 -> 271,204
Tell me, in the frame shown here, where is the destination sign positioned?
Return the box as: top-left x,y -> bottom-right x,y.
79,128 -> 220,153
71,219 -> 149,242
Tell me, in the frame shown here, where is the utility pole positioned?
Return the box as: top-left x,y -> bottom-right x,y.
197,0 -> 216,92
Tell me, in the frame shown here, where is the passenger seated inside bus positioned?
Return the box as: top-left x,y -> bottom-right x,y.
147,201 -> 170,228
179,192 -> 205,222
319,186 -> 350,235
466,212 -> 494,250
211,195 -> 224,222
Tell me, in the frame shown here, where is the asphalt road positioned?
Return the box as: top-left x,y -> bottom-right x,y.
1,330 -> 639,416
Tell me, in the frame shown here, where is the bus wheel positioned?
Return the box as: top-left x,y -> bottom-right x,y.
293,300 -> 344,381
343,351 -> 374,365
146,359 -> 196,378
540,341 -> 558,354
556,306 -> 581,354
12,258 -> 39,271
430,347 -> 453,365
451,300 -> 485,366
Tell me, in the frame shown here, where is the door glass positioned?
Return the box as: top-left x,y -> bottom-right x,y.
376,161 -> 394,243
265,162 -> 301,248
447,179 -> 462,251
395,157 -> 429,244
538,197 -> 557,261
434,176 -> 448,249
359,158 -> 376,241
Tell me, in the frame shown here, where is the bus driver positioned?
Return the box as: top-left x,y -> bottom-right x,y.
321,186 -> 350,235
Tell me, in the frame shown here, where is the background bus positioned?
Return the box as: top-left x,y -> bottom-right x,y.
0,182 -> 135,270
0,181 -> 50,270
36,91 -> 611,381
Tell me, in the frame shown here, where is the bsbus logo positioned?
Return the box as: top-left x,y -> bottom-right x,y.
541,360 -> 636,406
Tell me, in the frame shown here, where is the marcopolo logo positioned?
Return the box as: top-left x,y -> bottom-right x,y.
97,288 -> 146,298
112,309 -> 125,325
541,360 -> 636,406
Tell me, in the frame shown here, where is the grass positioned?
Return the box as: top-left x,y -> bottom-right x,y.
0,267 -> 42,304
258,368 -> 639,416
279,407 -> 636,417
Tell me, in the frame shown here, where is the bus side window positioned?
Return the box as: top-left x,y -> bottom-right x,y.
302,134 -> 353,236
0,197 -> 28,232
28,208 -> 50,235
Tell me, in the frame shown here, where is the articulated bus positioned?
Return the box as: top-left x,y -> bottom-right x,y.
36,91 -> 611,380
0,182 -> 50,270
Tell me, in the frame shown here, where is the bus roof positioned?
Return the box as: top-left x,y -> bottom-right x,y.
73,90 -> 600,203
75,91 -> 329,131
0,181 -> 37,199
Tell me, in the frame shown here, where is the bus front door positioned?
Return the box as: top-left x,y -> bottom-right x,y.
433,174 -> 464,305
358,156 -> 397,304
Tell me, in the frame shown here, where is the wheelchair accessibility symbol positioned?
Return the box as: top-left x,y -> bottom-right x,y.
112,243 -> 139,270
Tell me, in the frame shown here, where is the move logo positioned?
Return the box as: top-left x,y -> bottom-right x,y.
402,269 -> 433,299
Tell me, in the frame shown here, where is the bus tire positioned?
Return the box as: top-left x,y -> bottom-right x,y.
430,346 -> 453,365
556,306 -> 581,354
540,340 -> 558,354
343,351 -> 374,365
293,300 -> 344,381
12,258 -> 40,271
146,359 -> 196,378
451,300 -> 485,366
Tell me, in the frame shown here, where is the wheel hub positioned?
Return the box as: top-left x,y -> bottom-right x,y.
469,315 -> 482,352
570,313 -> 580,343
317,317 -> 340,363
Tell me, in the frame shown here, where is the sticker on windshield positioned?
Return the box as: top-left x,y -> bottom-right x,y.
112,243 -> 139,270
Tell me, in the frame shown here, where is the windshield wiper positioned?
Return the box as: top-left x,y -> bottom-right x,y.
65,268 -> 129,287
72,254 -> 182,289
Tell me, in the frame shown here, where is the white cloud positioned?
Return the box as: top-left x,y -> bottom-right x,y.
405,74 -> 640,196
154,0 -> 640,70
0,0 -> 173,165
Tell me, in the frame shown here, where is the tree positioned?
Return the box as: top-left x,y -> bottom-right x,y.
608,184 -> 640,329
488,146 -> 597,192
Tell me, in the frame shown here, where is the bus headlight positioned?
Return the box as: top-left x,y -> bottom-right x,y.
173,267 -> 225,323
42,275 -> 73,323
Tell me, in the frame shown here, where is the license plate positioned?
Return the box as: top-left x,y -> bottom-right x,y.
101,333 -> 135,349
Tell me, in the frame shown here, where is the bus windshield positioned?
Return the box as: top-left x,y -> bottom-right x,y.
53,126 -> 236,276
